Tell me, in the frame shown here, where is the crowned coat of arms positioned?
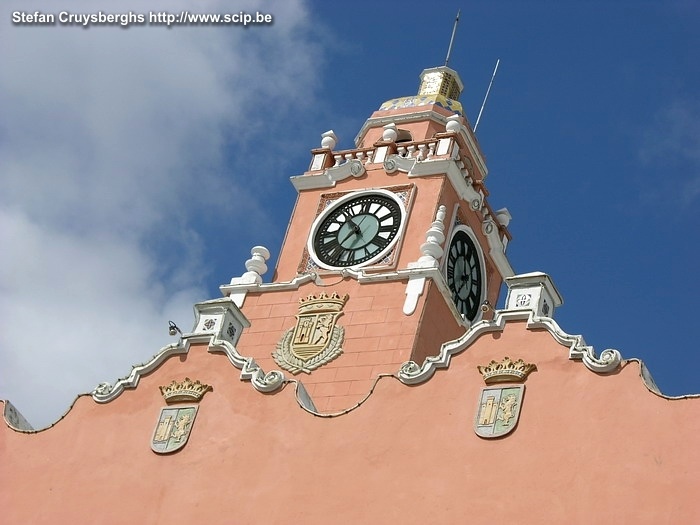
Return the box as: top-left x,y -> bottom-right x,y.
272,292 -> 349,374
151,378 -> 211,454
474,357 -> 536,439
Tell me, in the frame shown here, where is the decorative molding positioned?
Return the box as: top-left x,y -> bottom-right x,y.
220,273 -> 318,299
159,378 -> 212,403
404,205 -> 448,315
272,292 -> 349,374
505,272 -> 563,318
3,401 -> 34,431
92,343 -> 188,403
210,339 -> 286,393
383,155 -> 415,175
353,109 -> 488,180
290,158 -> 365,191
477,357 -> 537,384
398,309 -> 623,385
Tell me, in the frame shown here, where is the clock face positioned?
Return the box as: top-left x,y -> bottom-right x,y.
446,229 -> 483,321
312,192 -> 403,268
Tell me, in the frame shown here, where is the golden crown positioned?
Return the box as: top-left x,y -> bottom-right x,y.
477,357 -> 537,384
159,378 -> 212,403
298,292 -> 349,314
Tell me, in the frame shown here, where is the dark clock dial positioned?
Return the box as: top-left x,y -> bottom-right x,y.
446,229 -> 483,321
313,193 -> 402,267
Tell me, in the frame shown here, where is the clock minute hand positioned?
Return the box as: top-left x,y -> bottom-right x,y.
346,217 -> 361,233
339,228 -> 357,246
339,217 -> 362,246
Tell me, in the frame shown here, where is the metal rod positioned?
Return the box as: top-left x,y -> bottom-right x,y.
444,10 -> 461,67
474,58 -> 500,132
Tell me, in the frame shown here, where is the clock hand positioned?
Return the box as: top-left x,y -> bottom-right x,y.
338,216 -> 364,246
339,228 -> 357,246
353,215 -> 368,238
346,217 -> 361,233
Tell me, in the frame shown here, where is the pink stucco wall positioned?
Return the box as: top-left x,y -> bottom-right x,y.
2,319 -> 698,524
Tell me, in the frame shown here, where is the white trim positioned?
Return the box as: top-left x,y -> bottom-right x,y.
290,158 -> 365,192
398,309 -> 623,385
92,342 -> 189,403
354,110 -> 488,180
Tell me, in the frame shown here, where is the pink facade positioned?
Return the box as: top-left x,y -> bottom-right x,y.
3,66 -> 699,523
2,323 -> 699,523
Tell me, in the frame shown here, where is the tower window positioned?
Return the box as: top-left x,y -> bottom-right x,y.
396,129 -> 413,143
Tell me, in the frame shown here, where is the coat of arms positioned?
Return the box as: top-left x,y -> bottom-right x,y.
474,385 -> 524,438
151,405 -> 199,453
474,357 -> 536,439
151,378 -> 211,454
272,292 -> 348,374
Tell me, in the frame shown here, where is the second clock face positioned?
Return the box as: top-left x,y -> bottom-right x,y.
446,229 -> 483,321
312,192 -> 402,268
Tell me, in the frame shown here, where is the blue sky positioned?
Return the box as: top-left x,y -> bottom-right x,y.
1,0 -> 699,428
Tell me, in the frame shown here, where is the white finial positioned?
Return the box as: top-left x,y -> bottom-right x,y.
416,205 -> 447,267
495,208 -> 512,228
241,246 -> 270,284
320,130 -> 337,150
382,123 -> 398,143
446,114 -> 462,134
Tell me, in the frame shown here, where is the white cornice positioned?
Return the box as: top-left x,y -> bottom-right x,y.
290,158 -> 365,192
398,309 -> 624,385
354,110 -> 488,179
92,342 -> 189,403
387,155 -> 513,279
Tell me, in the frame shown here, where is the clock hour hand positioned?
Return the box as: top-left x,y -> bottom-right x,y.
339,228 -> 357,246
346,217 -> 361,234
339,217 -> 362,246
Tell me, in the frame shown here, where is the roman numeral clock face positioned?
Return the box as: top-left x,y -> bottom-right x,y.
311,192 -> 403,268
446,229 -> 483,321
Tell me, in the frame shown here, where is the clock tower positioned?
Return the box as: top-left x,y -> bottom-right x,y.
220,64 -> 515,413
5,47 -> 699,525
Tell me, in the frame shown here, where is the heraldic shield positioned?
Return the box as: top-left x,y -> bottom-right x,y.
151,405 -> 198,454
474,385 -> 525,438
273,292 -> 348,374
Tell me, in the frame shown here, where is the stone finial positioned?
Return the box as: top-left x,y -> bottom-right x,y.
382,123 -> 398,142
404,205 -> 448,315
243,246 -> 269,284
320,130 -> 338,150
416,205 -> 447,267
495,208 -> 512,228
446,114 -> 463,134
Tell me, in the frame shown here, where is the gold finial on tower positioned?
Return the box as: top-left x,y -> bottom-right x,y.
417,10 -> 464,101
444,9 -> 460,67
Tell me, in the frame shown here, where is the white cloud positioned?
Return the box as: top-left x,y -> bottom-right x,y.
639,98 -> 700,208
0,0 -> 321,428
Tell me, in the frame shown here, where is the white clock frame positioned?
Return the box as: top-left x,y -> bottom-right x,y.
307,188 -> 408,271
443,223 -> 487,321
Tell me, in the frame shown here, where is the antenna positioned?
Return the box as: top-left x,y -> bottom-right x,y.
444,10 -> 461,67
474,58 -> 500,133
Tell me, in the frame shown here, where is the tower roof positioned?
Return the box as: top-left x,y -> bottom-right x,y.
376,66 -> 465,117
